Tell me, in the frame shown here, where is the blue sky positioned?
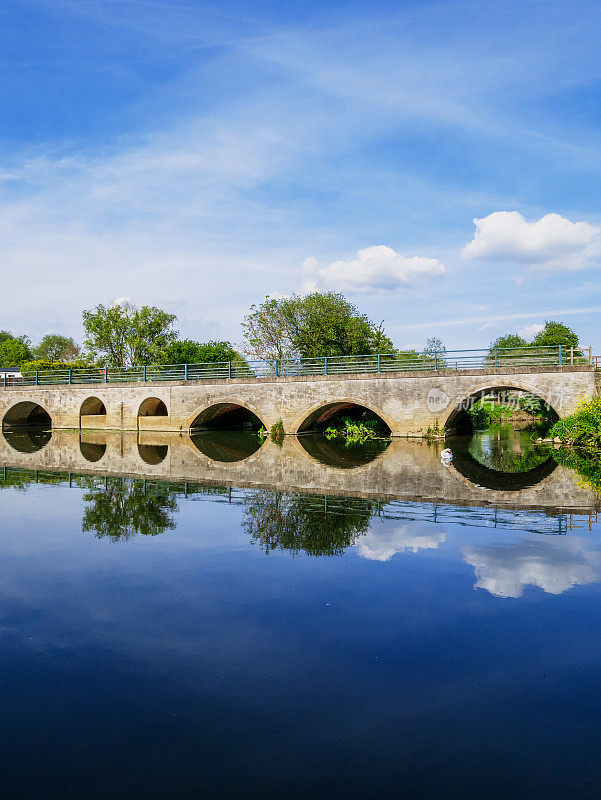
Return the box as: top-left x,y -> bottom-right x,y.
1,0 -> 601,352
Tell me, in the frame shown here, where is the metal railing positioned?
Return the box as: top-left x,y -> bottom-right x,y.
1,345 -> 594,388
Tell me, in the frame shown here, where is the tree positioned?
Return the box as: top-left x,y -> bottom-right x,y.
242,292 -> 395,361
82,301 -> 177,366
424,337 -> 446,355
532,320 -> 579,349
33,334 -> 80,362
0,331 -> 32,367
161,339 -> 242,365
489,334 -> 528,351
241,297 -> 296,361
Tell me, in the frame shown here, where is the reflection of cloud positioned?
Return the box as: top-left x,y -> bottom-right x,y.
357,524 -> 445,561
464,539 -> 600,598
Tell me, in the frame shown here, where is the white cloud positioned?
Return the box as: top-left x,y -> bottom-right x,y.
356,524 -> 445,561
462,211 -> 601,270
518,322 -> 545,340
110,296 -> 132,309
302,245 -> 446,293
463,539 -> 600,598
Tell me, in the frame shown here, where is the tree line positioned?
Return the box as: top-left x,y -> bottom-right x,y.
0,292 -> 583,371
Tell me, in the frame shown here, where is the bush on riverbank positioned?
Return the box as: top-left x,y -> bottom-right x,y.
550,446 -> 601,492
550,397 -> 601,448
325,414 -> 389,444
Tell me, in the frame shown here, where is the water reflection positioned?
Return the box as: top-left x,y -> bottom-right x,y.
467,425 -> 551,472
82,478 -> 177,540
190,430 -> 263,462
138,443 -> 168,465
464,538 -> 601,597
3,426 -> 51,453
356,524 -> 446,561
243,491 -> 374,555
298,433 -> 390,468
80,437 -> 107,463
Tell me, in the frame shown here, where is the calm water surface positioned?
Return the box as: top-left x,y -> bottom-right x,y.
1,427 -> 601,799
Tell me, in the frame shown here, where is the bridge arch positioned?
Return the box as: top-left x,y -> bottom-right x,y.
138,443 -> 168,465
442,383 -> 560,434
80,396 -> 106,416
293,399 -> 394,435
3,401 -> 52,430
185,400 -> 266,431
138,397 -> 168,417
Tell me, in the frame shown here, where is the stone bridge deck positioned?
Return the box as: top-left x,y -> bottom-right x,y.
0,364 -> 597,436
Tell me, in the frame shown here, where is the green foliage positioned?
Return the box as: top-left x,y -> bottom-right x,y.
242,292 -> 394,360
469,400 -> 514,428
270,418 -> 285,446
0,331 -> 32,367
242,296 -> 295,361
324,413 -> 389,444
20,358 -> 96,375
82,300 -> 177,366
532,320 -> 579,348
161,339 -> 242,365
33,334 -> 80,362
550,397 -> 601,447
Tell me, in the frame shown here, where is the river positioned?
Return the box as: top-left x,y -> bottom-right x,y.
0,425 -> 600,799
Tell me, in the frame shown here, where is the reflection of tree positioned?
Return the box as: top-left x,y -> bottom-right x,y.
82,479 -> 177,541
468,425 -> 549,473
242,491 -> 373,556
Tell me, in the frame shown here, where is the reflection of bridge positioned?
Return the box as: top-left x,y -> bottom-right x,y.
0,361 -> 597,436
0,429 -> 598,515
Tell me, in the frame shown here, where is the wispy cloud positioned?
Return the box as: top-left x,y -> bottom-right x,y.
391,306 -> 601,332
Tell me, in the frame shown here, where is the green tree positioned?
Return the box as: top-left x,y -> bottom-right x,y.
82,479 -> 177,540
162,339 -> 242,365
82,301 -> 177,366
241,296 -> 296,361
243,292 -> 394,361
532,320 -> 579,349
0,331 -> 32,367
282,292 -> 394,358
33,334 -> 80,362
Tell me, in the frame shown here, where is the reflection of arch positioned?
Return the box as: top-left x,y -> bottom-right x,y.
3,428 -> 51,453
185,400 -> 266,431
448,438 -> 557,491
294,400 -> 393,434
190,431 -> 263,462
80,396 -> 106,417
443,384 -> 559,434
80,439 -> 106,463
138,443 -> 168,465
138,397 -> 168,417
298,435 -> 390,468
3,401 -> 52,429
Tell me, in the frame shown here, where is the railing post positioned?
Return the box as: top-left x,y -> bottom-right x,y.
324,356 -> 328,375
3,373 -> 5,387
35,371 -> 38,386
377,353 -> 381,372
228,361 -> 231,379
494,348 -> 498,368
144,364 -> 147,382
69,368 -> 72,385
434,351 -> 437,371
184,363 -> 188,381
558,344 -> 562,366
570,347 -> 574,365
105,367 -> 108,383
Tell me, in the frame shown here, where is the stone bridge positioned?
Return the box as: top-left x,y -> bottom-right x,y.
0,364 -> 597,436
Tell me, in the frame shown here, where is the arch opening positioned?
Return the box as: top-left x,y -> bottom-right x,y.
138,397 -> 168,418
190,431 -> 263,462
80,397 -> 106,417
445,387 -> 559,436
189,403 -> 263,431
297,402 -> 392,436
3,401 -> 52,430
3,428 -> 51,453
